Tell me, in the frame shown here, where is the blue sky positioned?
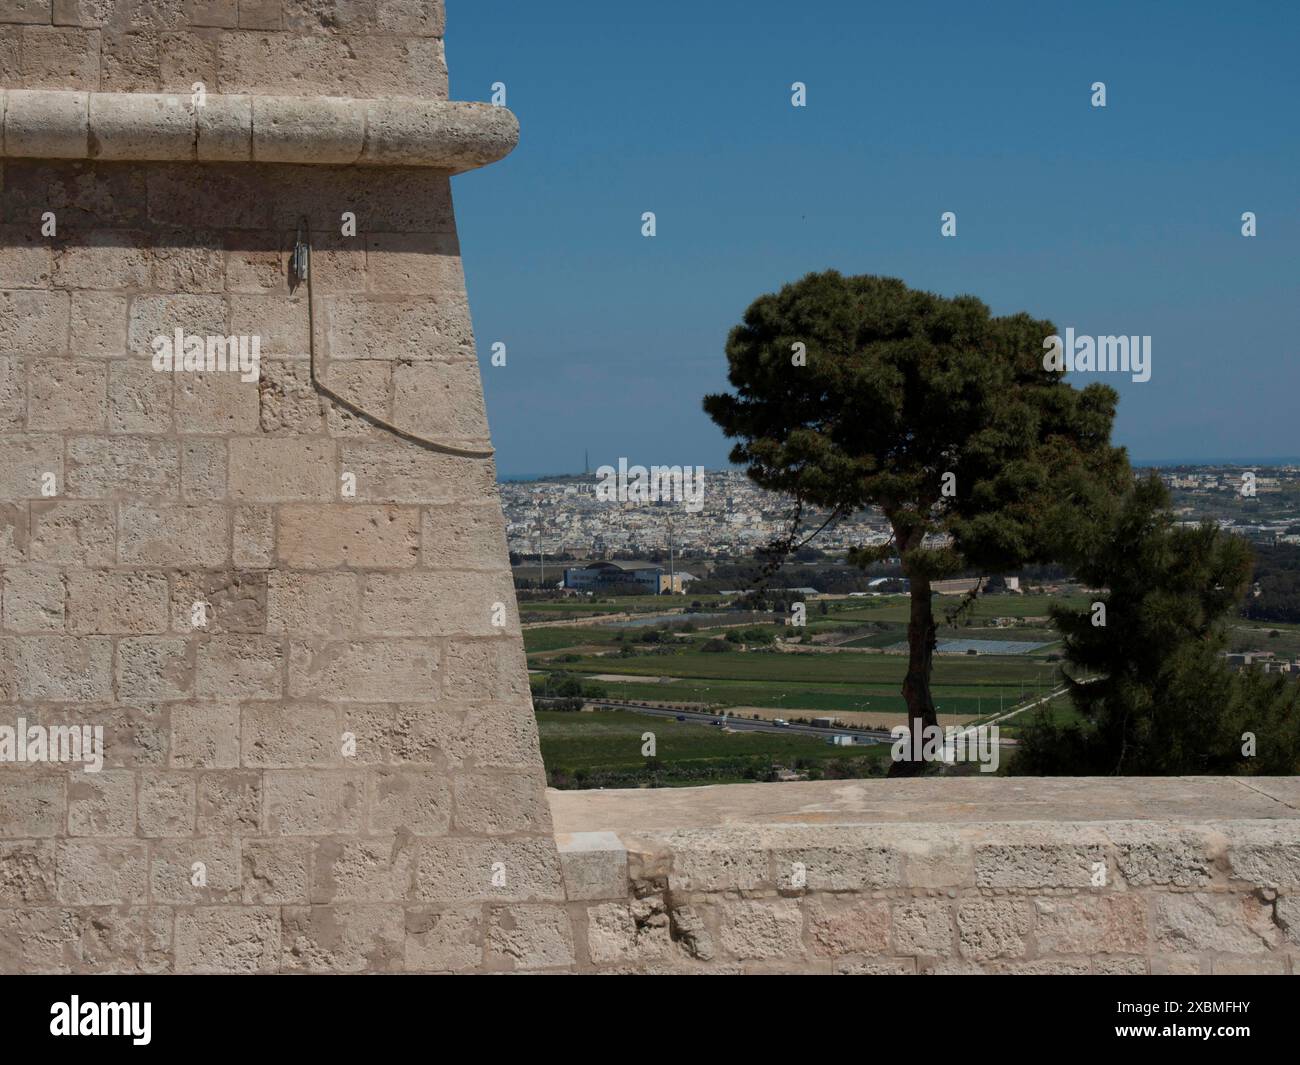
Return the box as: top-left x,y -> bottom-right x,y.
446,0 -> 1300,477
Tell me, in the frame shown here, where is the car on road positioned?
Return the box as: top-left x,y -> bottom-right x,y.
675,715 -> 686,722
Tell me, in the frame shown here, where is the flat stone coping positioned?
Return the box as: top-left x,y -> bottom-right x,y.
550,777 -> 1300,834
551,778 -> 1300,903
0,89 -> 518,171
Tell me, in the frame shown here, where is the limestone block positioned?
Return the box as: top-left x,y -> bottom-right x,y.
137,770 -> 197,836
195,635 -> 284,699
443,638 -> 529,702
117,503 -> 228,566
227,437 -> 336,501
252,95 -> 364,163
716,899 -> 804,961
892,897 -> 954,957
415,837 -> 565,904
107,360 -> 172,432
116,635 -> 193,700
16,634 -> 113,700
1152,893 -> 1282,954
169,700 -> 240,768
1225,822 -> 1300,889
67,769 -> 135,835
287,637 -> 438,702
266,571 -> 359,636
1,1 -> 52,25
2,567 -> 64,633
281,904 -> 405,972
241,839 -> 309,904
89,92 -> 196,160
453,772 -> 550,835
174,906 -> 280,972
0,841 -> 56,903
311,837 -> 416,903
586,900 -> 672,965
241,702 -> 341,768
66,436 -> 178,498
1033,894 -> 1151,956
486,904 -> 574,971
150,838 -> 241,904
196,771 -> 261,836
3,88 -> 88,156
65,570 -> 169,634
555,831 -> 627,902
366,766 -> 451,834
360,571 -> 515,637
195,90 -> 251,160
805,897 -> 891,958
0,776 -> 65,837
0,290 -> 69,357
973,826 -> 1110,888
404,905 -> 481,973
29,501 -> 114,565
956,898 -> 1034,961
71,292 -> 128,357
276,505 -> 420,568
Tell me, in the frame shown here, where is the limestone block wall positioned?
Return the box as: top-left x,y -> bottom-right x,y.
0,1 -> 573,973
0,0 -> 447,99
550,779 -> 1300,974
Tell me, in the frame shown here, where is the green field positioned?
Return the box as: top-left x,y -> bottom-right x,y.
555,648 -> 1057,687
526,591 -> 1090,785
523,626 -> 627,653
538,707 -> 892,788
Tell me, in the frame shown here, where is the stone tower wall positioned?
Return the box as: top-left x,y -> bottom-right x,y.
0,1 -> 573,973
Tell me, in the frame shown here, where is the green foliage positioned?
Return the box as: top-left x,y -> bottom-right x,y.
530,670 -> 608,701
702,271 -> 1127,766
702,271 -> 1129,572
1013,476 -> 1300,774
1243,543 -> 1300,623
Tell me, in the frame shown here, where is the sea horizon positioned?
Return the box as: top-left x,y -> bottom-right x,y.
498,457 -> 1300,482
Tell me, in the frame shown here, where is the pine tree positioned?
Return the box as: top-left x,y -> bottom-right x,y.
703,271 -> 1129,773
1014,475 -> 1300,774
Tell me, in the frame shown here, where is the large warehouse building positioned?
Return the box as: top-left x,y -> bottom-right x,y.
563,560 -> 694,594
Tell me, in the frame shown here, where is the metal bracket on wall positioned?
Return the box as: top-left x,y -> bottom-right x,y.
290,218 -> 495,460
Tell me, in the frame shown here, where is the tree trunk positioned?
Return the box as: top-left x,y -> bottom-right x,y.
889,571 -> 939,777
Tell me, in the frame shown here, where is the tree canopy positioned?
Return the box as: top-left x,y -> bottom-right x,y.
704,271 -> 1130,770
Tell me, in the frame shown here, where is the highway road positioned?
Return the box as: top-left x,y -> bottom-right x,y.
587,699 -> 1022,748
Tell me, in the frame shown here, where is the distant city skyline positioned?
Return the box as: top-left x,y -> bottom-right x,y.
448,0 -> 1300,477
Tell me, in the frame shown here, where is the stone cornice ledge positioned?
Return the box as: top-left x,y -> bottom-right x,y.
0,89 -> 519,171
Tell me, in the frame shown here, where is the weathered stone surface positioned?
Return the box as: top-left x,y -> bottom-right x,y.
555,832 -> 626,902
1152,893 -> 1282,955
486,904 -> 574,971
174,906 -> 279,972
405,905 -> 482,972
281,904 -> 404,972
716,899 -> 803,961
1034,894 -> 1149,955
586,899 -> 672,965
806,897 -> 890,958
892,897 -> 954,957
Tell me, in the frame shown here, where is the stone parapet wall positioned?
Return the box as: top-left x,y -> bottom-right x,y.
551,778 -> 1300,974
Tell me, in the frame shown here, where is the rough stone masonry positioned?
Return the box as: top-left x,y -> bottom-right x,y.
0,0 -> 574,972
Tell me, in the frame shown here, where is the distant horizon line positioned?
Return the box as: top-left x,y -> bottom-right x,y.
498,457 -> 1300,482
